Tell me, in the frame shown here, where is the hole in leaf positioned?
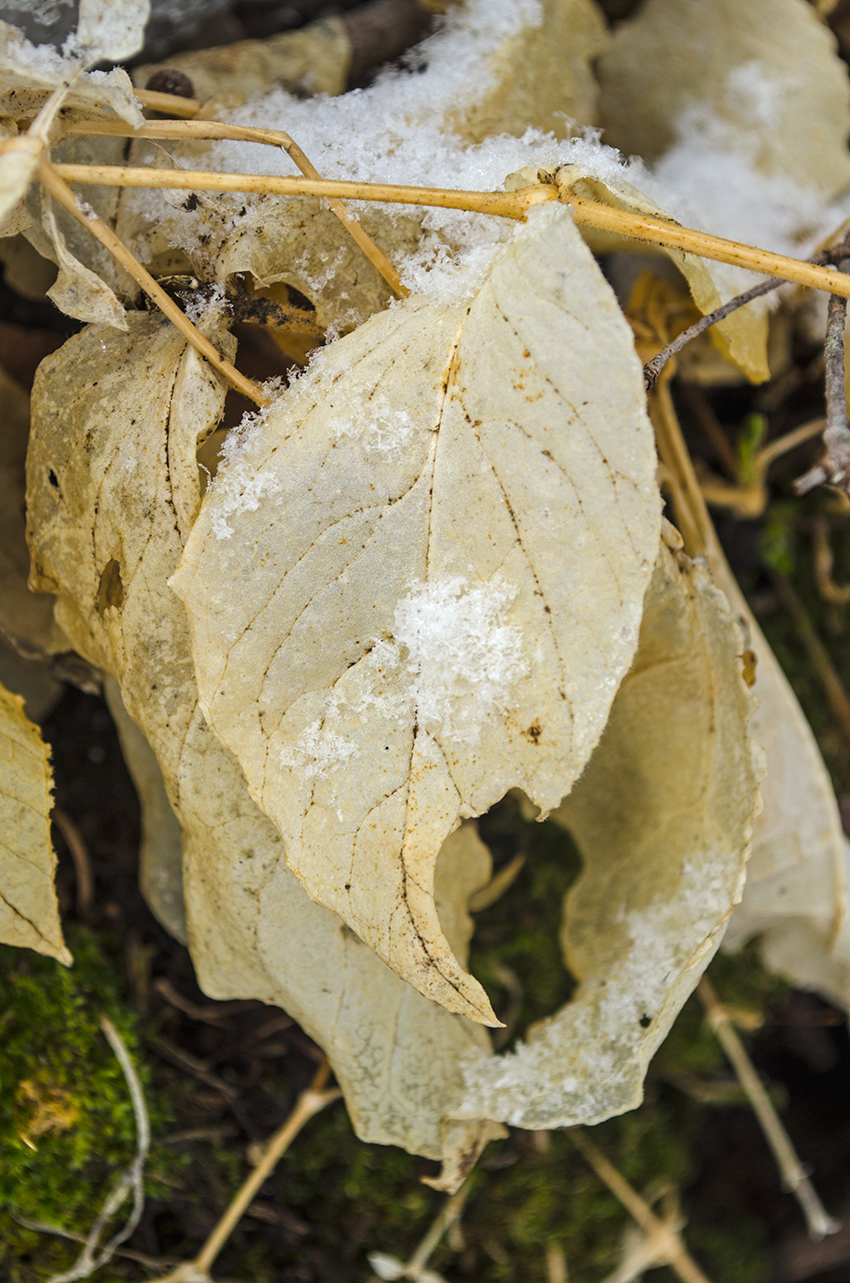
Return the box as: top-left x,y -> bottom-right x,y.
95,559 -> 124,615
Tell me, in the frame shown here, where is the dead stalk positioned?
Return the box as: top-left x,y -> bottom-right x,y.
795,260 -> 850,495
52,808 -> 94,918
568,1130 -> 712,1283
47,161 -> 850,300
38,161 -> 267,406
56,118 -> 406,297
812,515 -> 850,604
770,569 -> 850,747
697,978 -> 839,1240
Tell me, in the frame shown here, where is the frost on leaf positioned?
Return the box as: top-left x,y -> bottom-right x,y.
0,679 -> 70,965
455,541 -> 758,1129
170,203 -> 661,1024
24,314 -> 502,1171
713,555 -> 850,1010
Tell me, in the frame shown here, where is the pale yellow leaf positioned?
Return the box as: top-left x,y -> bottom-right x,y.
0,679 -> 70,964
25,311 -> 496,1169
170,203 -> 661,1024
454,540 -> 758,1127
0,20 -> 143,125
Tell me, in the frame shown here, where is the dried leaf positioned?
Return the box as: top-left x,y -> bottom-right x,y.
0,21 -> 143,125
25,311 -> 495,1168
455,539 -> 758,1128
0,678 -> 70,965
170,203 -> 661,1023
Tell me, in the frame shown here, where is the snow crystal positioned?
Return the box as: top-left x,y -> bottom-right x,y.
208,387 -> 284,539
391,575 -> 527,743
327,388 -> 415,456
279,718 -> 359,778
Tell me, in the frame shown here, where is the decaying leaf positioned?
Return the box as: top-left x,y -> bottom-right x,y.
454,536 -> 758,1128
24,310 -> 497,1171
170,202 -> 661,1024
0,678 -> 70,965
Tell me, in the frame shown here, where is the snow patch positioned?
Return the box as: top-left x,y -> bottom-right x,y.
208,388 -> 284,539
391,576 -> 527,743
279,719 -> 359,779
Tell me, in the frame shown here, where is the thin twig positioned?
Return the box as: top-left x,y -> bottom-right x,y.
37,161 -> 268,407
47,163 -> 850,300
150,1062 -> 339,1283
369,1182 -> 472,1282
697,978 -> 839,1240
45,1016 -> 150,1283
795,259 -> 850,495
568,1131 -> 712,1283
545,1241 -> 569,1283
14,1215 -> 178,1271
52,808 -> 94,918
56,117 -> 406,298
644,276 -> 786,391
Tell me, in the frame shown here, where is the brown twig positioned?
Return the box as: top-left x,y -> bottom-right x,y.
795,258 -> 850,495
644,275 -> 786,391
698,978 -> 839,1240
37,161 -> 268,406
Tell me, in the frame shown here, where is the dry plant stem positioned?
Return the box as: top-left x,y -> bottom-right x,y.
811,515 -> 850,604
134,88 -> 202,117
795,269 -> 850,495
46,1015 -> 151,1283
49,164 -> 850,301
170,1062 -> 340,1281
644,275 -> 785,391
37,162 -> 268,407
697,978 -> 839,1240
402,1181 -> 472,1278
52,807 -> 94,918
770,569 -> 850,748
545,1241 -> 569,1283
568,1131 -> 711,1283
58,118 -> 406,297
649,378 -> 714,558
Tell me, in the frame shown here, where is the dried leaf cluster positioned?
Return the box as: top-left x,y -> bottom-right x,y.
3,0 -> 850,1187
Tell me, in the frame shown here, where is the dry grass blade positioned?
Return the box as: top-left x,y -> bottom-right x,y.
37,162 -> 267,406
568,1131 -> 712,1283
57,116 -> 406,296
697,978 -> 839,1240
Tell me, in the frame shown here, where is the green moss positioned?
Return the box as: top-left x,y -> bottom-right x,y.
0,924 -> 172,1281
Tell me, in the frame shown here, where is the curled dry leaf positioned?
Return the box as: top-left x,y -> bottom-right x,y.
170,203 -> 661,1024
24,311 -> 496,1170
0,679 -> 70,965
455,539 -> 758,1128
